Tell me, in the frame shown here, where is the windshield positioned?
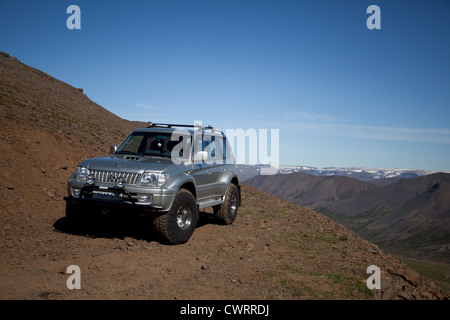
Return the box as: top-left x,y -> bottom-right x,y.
116,132 -> 191,158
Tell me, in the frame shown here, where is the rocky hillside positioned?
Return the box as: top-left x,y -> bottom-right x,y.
0,51 -> 147,214
0,52 -> 447,300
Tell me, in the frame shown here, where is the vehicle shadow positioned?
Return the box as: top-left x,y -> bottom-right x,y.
53,210 -> 224,243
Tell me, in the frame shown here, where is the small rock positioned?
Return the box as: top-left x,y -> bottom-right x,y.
28,212 -> 40,219
403,269 -> 424,287
346,233 -> 358,240
47,191 -> 55,198
245,242 -> 254,251
381,286 -> 397,300
37,291 -> 51,300
397,291 -> 410,300
381,280 -> 401,300
124,237 -> 135,247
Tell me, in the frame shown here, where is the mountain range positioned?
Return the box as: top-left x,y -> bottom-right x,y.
244,170 -> 450,290
236,164 -> 443,184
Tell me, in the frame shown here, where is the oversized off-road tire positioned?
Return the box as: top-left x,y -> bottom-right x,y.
214,184 -> 239,225
153,189 -> 198,245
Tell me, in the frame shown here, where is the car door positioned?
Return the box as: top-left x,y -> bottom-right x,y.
200,133 -> 228,198
191,131 -> 216,202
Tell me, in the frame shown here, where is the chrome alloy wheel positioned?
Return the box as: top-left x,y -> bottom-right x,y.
176,205 -> 193,230
230,194 -> 238,217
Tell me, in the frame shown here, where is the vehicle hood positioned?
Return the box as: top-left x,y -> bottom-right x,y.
79,155 -> 175,173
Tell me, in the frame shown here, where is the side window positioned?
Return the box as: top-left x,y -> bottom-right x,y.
203,134 -> 224,164
223,137 -> 234,164
193,132 -> 229,164
167,134 -> 191,158
202,136 -> 215,157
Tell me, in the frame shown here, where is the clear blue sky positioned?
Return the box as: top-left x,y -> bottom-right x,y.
1,0 -> 449,171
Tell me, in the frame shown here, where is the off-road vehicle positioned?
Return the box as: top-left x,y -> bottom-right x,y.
64,123 -> 241,244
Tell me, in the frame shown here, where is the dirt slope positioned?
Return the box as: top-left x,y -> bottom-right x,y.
0,52 -> 447,300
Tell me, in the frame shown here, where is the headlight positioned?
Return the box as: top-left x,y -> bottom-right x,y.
74,167 -> 89,182
139,173 -> 168,186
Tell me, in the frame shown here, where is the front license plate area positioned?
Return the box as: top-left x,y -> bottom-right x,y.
93,190 -> 123,201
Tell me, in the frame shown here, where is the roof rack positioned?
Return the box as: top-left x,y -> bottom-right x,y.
147,122 -> 217,131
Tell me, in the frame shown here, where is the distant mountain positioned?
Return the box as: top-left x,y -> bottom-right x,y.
322,173 -> 450,262
244,171 -> 450,266
244,171 -> 376,207
236,164 -> 440,183
235,164 -> 262,182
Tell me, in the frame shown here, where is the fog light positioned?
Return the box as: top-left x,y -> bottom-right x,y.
116,177 -> 126,188
137,194 -> 152,203
86,174 -> 95,185
72,188 -> 81,197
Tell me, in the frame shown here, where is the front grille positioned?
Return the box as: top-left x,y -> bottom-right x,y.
89,170 -> 142,185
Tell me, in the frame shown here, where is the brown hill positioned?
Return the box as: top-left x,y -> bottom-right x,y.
0,51 -> 147,212
0,52 -> 447,300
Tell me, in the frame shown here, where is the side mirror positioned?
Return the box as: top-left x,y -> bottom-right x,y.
110,145 -> 118,154
193,151 -> 208,162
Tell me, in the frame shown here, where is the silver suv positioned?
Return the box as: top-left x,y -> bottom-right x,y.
64,123 -> 241,244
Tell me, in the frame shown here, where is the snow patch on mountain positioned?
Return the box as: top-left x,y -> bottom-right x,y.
236,164 -> 446,182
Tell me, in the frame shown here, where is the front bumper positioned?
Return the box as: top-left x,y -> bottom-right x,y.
63,185 -> 166,212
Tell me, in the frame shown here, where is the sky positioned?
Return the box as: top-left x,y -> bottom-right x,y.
1,0 -> 449,171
